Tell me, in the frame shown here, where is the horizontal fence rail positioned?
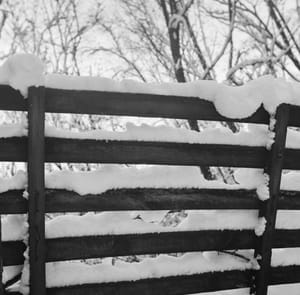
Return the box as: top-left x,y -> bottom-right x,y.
46,266 -> 300,295
1,189 -> 300,214
3,228 -> 300,266
45,229 -> 300,262
1,84 -> 300,127
0,137 -> 268,167
2,137 -> 300,169
47,270 -> 253,295
2,241 -> 26,266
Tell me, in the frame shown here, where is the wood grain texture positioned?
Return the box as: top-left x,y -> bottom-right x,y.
45,266 -> 300,295
2,241 -> 26,266
3,136 -> 300,169
46,270 -> 252,295
0,217 -> 2,294
270,265 -> 300,285
254,104 -> 290,295
0,85 -> 25,111
45,88 -> 271,123
45,139 -> 268,167
46,230 -> 256,262
27,86 -> 46,295
1,189 -> 300,214
44,188 -> 260,212
2,85 -> 300,129
46,229 -> 300,263
0,190 -> 28,214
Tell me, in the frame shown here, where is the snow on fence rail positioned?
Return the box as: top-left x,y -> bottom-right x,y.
1,84 -> 300,295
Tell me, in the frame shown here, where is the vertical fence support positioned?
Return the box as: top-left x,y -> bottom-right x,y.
28,86 -> 46,295
252,104 -> 290,295
0,215 -> 3,295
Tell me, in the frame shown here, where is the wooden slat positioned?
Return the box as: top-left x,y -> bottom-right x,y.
5,136 -> 300,169
0,138 -> 26,162
0,137 -> 269,167
44,189 -> 300,212
45,88 -> 271,123
46,230 -> 256,262
2,241 -> 26,266
2,137 -> 300,169
288,105 -> 300,127
3,85 -> 300,129
45,139 -> 268,167
46,229 -> 300,262
273,229 -> 300,248
283,149 -> 300,169
270,265 -> 300,285
28,86 -> 46,295
45,188 -> 260,212
1,189 -> 300,214
0,85 -> 25,111
46,269 -> 252,295
278,190 -> 300,209
45,265 -> 300,295
0,85 -> 270,123
254,104 -> 290,295
0,190 -> 27,214
0,216 -> 2,293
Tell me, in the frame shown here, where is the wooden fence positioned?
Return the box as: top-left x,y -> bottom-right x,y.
1,84 -> 300,295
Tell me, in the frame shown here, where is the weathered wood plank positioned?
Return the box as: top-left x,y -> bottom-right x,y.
288,105 -> 300,127
3,230 -> 299,267
283,148 -> 300,169
2,85 -> 300,129
2,241 -> 26,266
46,229 -> 300,262
0,190 -> 27,214
45,188 -> 260,212
45,265 -> 300,295
1,188 -> 300,214
45,88 -> 271,123
46,230 -> 256,262
277,190 -> 300,209
253,104 -> 290,295
27,86 -> 46,295
0,138 -> 27,162
45,139 -> 268,167
0,85 -> 26,111
273,229 -> 300,248
0,137 -> 268,167
0,85 -> 270,123
4,136 -> 300,169
270,265 -> 300,285
44,189 -> 300,212
0,216 -> 2,294
46,269 -> 252,295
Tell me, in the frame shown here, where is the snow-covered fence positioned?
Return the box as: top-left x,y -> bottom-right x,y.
1,84 -> 300,295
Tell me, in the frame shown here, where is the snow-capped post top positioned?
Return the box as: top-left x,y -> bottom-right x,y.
0,54 -> 44,97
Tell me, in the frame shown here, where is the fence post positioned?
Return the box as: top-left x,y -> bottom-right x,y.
0,215 -> 3,295
252,104 -> 289,295
28,86 -> 46,295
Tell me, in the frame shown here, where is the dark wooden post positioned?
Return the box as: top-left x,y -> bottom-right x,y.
252,104 -> 290,295
0,215 -> 3,295
28,86 -> 46,295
